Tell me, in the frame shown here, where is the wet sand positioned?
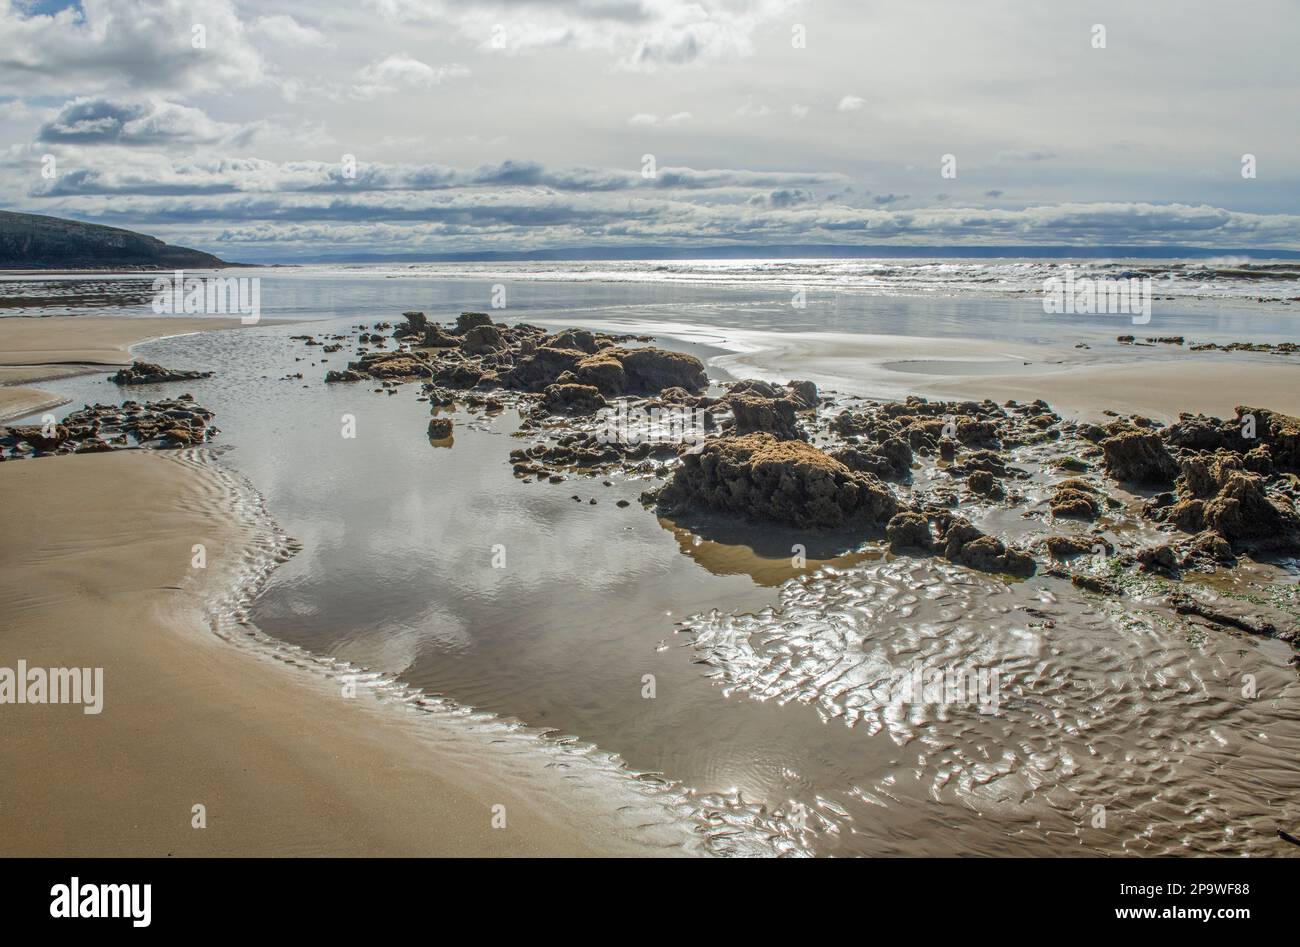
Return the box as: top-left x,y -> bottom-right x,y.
0,448 -> 699,856
0,315 -> 241,422
10,312 -> 1300,858
708,329 -> 1300,421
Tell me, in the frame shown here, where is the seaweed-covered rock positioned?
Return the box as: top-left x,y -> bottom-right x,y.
394,311 -> 428,338
620,347 -> 708,394
833,438 -> 913,482
1149,450 -> 1300,550
548,329 -> 599,354
1203,471 -> 1299,542
1101,430 -> 1179,485
1050,487 -> 1100,520
455,311 -> 494,334
967,469 -> 1004,499
935,516 -> 1035,576
886,511 -> 932,551
428,417 -> 454,440
729,379 -> 781,398
325,351 -> 434,383
726,393 -> 802,440
461,324 -> 507,355
2,395 -> 218,457
1237,405 -> 1300,471
109,361 -> 213,385
1043,535 -> 1100,560
419,324 -> 461,348
541,383 -> 606,415
503,346 -> 588,391
1137,543 -> 1180,575
787,380 -> 819,409
653,433 -> 899,530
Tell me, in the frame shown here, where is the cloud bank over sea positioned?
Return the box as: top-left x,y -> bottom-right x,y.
1,0 -> 1297,259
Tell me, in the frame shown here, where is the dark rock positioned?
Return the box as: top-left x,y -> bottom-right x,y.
110,361 -> 212,385
787,380 -> 819,408
548,329 -> 598,353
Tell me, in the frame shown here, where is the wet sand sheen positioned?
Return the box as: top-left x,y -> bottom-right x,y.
0,315 -> 242,422
0,448 -> 713,856
9,305 -> 1300,857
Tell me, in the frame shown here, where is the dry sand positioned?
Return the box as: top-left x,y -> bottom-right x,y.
0,449 -> 696,856
0,315 -> 240,422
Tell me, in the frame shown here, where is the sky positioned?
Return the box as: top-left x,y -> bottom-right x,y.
1,0 -> 1298,261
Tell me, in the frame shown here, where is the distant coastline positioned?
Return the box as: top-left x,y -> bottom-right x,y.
0,211 -> 236,270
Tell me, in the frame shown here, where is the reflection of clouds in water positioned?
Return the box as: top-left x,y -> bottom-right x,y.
330,613 -> 468,674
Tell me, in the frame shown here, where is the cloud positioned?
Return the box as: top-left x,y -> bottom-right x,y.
627,112 -> 692,127
790,104 -> 809,120
37,96 -> 254,147
750,188 -> 813,208
26,154 -> 845,198
837,94 -> 865,111
0,0 -> 265,94
368,0 -> 799,72
353,54 -> 469,98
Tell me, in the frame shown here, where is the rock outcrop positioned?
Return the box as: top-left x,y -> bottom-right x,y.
1101,430 -> 1179,485
726,393 -> 803,440
109,361 -> 213,385
572,347 -> 707,396
1,395 -> 217,458
541,383 -> 606,415
652,433 -> 899,530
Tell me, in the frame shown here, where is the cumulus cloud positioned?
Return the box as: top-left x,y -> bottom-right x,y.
0,0 -> 265,93
837,94 -> 865,111
37,96 -> 254,147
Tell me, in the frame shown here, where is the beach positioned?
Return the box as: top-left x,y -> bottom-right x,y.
708,329 -> 1300,421
3,287 -> 1299,858
0,316 -> 241,423
0,314 -> 709,857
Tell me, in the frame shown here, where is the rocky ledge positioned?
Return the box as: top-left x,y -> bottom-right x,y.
109,360 -> 214,385
1,394 -> 218,459
316,310 -> 1300,608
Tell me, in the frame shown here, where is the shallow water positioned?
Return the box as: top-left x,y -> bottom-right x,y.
15,273 -> 1300,856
